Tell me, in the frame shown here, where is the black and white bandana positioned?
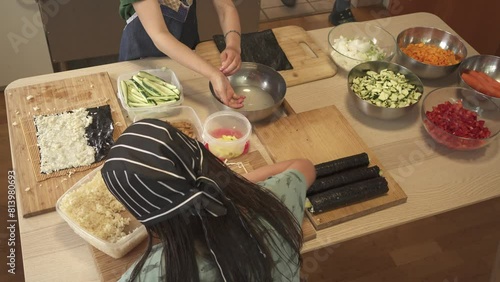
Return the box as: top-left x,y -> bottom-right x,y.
101,119 -> 227,227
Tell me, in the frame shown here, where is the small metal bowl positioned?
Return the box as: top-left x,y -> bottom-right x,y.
209,62 -> 286,122
396,27 -> 467,79
457,55 -> 500,106
348,61 -> 424,120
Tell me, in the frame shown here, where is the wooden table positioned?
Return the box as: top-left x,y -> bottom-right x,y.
6,13 -> 500,281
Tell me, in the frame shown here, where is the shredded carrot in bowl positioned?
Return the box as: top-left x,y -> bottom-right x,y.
401,43 -> 460,66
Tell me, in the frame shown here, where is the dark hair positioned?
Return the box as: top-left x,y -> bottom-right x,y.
128,144 -> 303,282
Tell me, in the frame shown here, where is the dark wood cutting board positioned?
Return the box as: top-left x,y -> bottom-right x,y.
254,105 -> 408,230
6,72 -> 127,218
195,25 -> 337,87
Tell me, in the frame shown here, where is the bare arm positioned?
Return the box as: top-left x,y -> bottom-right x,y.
212,0 -> 242,75
132,0 -> 244,108
243,159 -> 316,188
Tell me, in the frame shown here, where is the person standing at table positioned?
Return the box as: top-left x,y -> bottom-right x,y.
101,119 -> 316,282
118,0 -> 245,108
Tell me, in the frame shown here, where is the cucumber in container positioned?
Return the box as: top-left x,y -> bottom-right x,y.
117,68 -> 184,120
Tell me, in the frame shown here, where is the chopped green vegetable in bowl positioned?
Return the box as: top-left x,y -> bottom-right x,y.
347,61 -> 424,120
351,69 -> 422,108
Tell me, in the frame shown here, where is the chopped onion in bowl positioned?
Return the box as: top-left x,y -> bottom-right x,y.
331,36 -> 387,70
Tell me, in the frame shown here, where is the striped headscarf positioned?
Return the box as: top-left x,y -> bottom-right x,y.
101,119 -> 227,227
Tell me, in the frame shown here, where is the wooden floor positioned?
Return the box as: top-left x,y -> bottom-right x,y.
1,8 -> 499,282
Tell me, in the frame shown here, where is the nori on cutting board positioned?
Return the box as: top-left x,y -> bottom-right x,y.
34,105 -> 115,174
213,29 -> 293,71
85,105 -> 114,162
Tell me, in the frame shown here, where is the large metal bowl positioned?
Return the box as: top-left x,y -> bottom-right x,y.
457,55 -> 500,106
396,27 -> 467,79
348,61 -> 424,120
209,62 -> 286,122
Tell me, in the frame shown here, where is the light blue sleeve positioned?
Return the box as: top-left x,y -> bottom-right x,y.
258,169 -> 308,223
118,244 -> 163,282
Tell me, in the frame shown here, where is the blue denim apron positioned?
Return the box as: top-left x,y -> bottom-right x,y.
119,0 -> 199,61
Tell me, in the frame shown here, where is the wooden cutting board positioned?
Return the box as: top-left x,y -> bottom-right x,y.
90,150 -> 316,281
6,72 -> 127,218
254,105 -> 408,230
195,25 -> 337,87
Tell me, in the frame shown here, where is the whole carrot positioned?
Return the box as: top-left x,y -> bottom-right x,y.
473,71 -> 500,93
461,73 -> 488,94
467,71 -> 500,98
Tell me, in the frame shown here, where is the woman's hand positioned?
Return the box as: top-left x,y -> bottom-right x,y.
210,72 -> 245,109
220,46 -> 241,76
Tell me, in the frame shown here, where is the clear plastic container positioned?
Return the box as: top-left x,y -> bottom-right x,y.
133,106 -> 203,141
117,68 -> 184,120
202,111 -> 251,159
56,165 -> 147,259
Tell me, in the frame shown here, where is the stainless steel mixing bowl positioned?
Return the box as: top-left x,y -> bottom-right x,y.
209,62 -> 287,122
348,61 -> 424,120
457,54 -> 500,106
396,27 -> 467,79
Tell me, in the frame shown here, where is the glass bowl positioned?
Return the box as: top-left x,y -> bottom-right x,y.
328,22 -> 396,72
422,87 -> 500,150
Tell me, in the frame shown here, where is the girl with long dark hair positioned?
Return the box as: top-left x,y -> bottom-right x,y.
101,119 -> 315,281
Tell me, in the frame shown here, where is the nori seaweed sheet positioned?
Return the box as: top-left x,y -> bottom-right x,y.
34,105 -> 115,174
85,105 -> 114,162
213,29 -> 293,71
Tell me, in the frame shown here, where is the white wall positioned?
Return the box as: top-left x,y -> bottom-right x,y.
1,0 -> 53,88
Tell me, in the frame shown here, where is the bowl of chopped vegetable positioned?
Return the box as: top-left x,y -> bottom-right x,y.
328,22 -> 396,72
348,61 -> 424,120
457,55 -> 500,104
422,87 -> 500,150
396,27 -> 467,79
